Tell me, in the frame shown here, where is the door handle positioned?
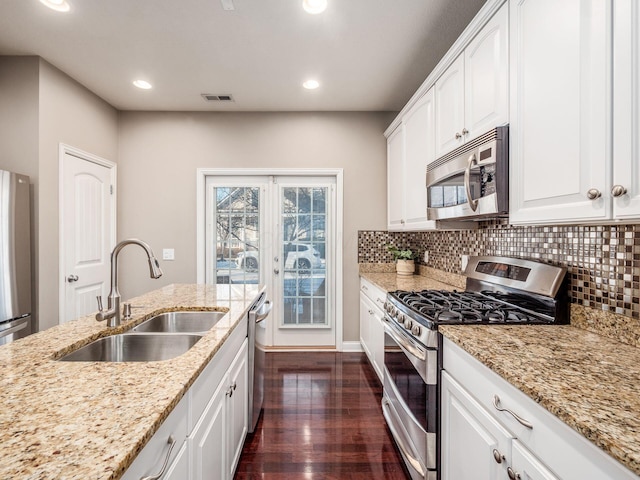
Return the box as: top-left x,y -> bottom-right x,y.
273,268 -> 280,275
67,275 -> 79,283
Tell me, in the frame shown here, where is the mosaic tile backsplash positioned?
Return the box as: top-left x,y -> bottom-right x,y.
358,221 -> 640,319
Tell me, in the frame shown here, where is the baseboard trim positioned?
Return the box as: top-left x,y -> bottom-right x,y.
341,341 -> 363,352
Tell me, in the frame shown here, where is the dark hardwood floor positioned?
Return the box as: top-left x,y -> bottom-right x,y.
235,352 -> 409,479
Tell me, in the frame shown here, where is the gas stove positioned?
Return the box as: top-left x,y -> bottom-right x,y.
383,256 -> 568,348
381,256 -> 568,480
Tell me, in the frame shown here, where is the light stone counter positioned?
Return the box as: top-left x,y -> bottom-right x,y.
360,270 -> 640,476
0,283 -> 263,480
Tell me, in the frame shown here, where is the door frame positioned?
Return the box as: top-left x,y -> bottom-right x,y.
58,143 -> 117,324
196,168 -> 344,351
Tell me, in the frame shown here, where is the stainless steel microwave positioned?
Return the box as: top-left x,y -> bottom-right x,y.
426,126 -> 508,221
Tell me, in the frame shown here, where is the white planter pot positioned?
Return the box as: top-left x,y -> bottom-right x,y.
396,259 -> 415,276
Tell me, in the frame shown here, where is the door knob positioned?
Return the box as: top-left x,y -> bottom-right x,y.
611,185 -> 627,197
67,275 -> 79,283
274,268 -> 280,275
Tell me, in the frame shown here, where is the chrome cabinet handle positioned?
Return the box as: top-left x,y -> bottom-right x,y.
400,219 -> 405,224
455,132 -> 462,139
611,185 -> 627,197
462,128 -> 469,135
368,309 -> 374,315
464,153 -> 479,212
361,285 -> 368,291
586,188 -> 601,200
507,467 -> 521,480
140,435 -> 176,480
273,268 -> 280,275
492,448 -> 504,464
376,298 -> 385,305
67,275 -> 79,283
493,395 -> 533,429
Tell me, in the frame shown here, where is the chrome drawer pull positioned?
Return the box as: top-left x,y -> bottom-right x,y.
140,435 -> 176,480
493,395 -> 533,429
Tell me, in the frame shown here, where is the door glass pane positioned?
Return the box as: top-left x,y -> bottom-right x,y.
281,186 -> 327,326
213,186 -> 260,284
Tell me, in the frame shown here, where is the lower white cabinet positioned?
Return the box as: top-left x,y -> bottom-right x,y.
123,316 -> 249,480
191,339 -> 248,480
442,337 -> 638,480
359,278 -> 386,382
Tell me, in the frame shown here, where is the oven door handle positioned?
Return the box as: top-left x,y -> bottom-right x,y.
464,153 -> 479,212
382,398 -> 427,477
384,321 -> 426,362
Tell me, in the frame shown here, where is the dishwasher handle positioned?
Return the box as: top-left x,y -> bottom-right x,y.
251,300 -> 272,323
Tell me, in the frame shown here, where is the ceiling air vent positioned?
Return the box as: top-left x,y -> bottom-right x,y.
201,94 -> 234,102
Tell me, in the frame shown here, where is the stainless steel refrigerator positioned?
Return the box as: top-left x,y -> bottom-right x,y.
0,170 -> 32,346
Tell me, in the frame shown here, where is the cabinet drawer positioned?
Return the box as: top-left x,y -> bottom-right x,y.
443,337 -> 637,480
360,278 -> 387,312
121,394 -> 189,480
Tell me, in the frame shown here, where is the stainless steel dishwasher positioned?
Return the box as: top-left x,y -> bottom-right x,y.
247,292 -> 272,433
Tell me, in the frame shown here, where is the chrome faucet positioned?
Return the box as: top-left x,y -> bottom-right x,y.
96,239 -> 163,327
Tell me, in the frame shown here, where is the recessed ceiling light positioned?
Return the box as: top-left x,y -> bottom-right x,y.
39,0 -> 71,12
133,80 -> 152,90
302,0 -> 327,14
303,80 -> 320,90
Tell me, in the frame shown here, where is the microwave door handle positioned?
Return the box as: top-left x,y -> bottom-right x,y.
464,153 -> 479,212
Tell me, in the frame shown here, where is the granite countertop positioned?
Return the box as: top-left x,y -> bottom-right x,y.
360,271 -> 640,476
360,270 -> 464,292
0,283 -> 263,480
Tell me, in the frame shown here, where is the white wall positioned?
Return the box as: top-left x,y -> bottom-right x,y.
117,111 -> 390,342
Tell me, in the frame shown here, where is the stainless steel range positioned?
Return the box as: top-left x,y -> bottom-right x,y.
380,256 -> 568,480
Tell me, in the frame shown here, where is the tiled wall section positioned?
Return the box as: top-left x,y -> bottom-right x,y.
358,221 -> 640,319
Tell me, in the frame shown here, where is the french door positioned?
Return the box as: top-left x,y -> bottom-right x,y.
204,173 -> 338,348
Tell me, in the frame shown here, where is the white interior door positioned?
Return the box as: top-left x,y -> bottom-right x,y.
204,173 -> 339,349
60,147 -> 115,323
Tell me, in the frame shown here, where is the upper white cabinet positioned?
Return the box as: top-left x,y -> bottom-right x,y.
435,2 -> 509,158
509,0 -> 612,224
387,88 -> 437,231
613,0 -> 640,219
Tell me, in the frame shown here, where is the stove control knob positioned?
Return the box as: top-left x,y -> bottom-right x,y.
397,313 -> 405,324
412,325 -> 422,336
404,319 -> 413,330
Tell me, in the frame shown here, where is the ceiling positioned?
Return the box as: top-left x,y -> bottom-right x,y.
0,0 -> 486,112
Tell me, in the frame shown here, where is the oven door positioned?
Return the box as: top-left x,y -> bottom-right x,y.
382,319 -> 438,480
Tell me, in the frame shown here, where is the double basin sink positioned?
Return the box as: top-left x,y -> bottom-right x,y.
59,311 -> 227,362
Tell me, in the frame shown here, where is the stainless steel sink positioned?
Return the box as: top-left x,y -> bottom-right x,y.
131,311 -> 227,334
58,333 -> 202,362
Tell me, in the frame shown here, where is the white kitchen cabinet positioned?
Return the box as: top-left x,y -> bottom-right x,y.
441,371 -> 512,480
191,339 -> 248,480
509,0 -> 611,224
435,2 -> 509,158
163,441 -> 191,480
359,278 -> 386,382
613,0 -> 640,219
387,89 -> 438,231
387,125 -> 405,231
442,337 -> 639,480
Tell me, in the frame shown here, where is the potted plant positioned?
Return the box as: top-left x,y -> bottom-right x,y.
386,244 -> 416,276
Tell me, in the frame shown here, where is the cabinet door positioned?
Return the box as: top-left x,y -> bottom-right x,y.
387,125 -> 405,230
613,0 -> 640,219
227,340 -> 249,478
435,54 -> 465,157
402,88 -> 437,230
511,440 -> 560,480
359,293 -> 372,360
191,381 -> 227,480
464,2 -> 509,141
509,0 -> 611,224
163,441 -> 190,480
371,307 -> 385,383
441,371 -> 512,480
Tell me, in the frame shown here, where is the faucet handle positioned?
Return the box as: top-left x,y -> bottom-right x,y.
96,295 -> 104,312
122,303 -> 132,320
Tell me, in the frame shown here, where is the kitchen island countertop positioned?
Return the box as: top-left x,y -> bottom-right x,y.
0,283 -> 263,480
361,271 -> 640,477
